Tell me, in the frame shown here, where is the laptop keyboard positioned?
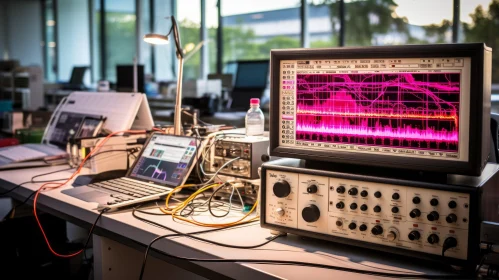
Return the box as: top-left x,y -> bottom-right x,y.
88,178 -> 171,205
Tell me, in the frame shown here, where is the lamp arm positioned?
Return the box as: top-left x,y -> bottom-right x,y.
170,16 -> 184,59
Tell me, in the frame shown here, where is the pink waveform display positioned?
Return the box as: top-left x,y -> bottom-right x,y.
295,72 -> 460,151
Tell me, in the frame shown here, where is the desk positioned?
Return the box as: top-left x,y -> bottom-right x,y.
0,165 -> 456,279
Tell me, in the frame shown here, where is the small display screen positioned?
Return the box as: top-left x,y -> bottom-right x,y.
49,112 -> 101,147
129,134 -> 198,186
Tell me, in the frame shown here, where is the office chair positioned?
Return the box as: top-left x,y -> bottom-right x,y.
490,113 -> 499,163
63,66 -> 89,90
228,60 -> 269,110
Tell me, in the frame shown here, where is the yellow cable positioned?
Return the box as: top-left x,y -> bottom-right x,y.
160,182 -> 260,227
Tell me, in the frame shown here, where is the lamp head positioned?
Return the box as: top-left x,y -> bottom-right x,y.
143,33 -> 169,45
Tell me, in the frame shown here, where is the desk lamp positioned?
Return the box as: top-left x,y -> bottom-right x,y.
143,16 -> 184,135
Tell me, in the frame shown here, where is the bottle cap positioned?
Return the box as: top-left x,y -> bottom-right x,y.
250,98 -> 260,105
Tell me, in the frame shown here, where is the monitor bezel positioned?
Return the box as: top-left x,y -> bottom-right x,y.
269,43 -> 490,176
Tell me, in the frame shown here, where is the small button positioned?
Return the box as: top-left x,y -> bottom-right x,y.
359,224 -> 367,231
374,191 -> 382,198
360,190 -> 368,197
350,203 -> 358,210
392,193 -> 400,200
360,204 -> 368,211
391,206 -> 399,213
336,186 -> 346,194
336,220 -> 343,227
412,197 -> 421,204
336,201 -> 345,209
373,205 -> 381,213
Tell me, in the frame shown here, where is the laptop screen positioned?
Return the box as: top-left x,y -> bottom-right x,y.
128,134 -> 198,187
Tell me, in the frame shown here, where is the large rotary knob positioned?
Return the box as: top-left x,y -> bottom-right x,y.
371,225 -> 384,236
302,204 -> 320,223
273,180 -> 291,198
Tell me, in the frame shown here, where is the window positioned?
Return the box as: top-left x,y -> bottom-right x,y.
339,0 -> 453,46
177,0 -> 202,81
153,0 -> 175,82
43,0 -> 57,82
221,1 -> 301,62
207,0 -> 219,74
104,0 -> 136,82
309,0 -> 339,48
92,0 -> 102,81
57,0 -> 91,83
461,0 -> 499,83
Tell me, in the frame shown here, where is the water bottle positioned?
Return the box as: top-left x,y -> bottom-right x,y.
245,98 -> 264,136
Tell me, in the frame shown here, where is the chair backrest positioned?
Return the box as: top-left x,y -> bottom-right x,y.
229,60 -> 269,109
207,73 -> 233,90
490,113 -> 499,163
69,66 -> 89,85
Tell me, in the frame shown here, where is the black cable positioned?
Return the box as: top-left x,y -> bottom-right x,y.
0,166 -> 75,196
83,208 -> 110,262
133,204 -> 265,280
208,182 -> 234,218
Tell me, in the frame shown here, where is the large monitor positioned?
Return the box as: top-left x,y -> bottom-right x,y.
269,44 -> 492,175
116,64 -> 145,93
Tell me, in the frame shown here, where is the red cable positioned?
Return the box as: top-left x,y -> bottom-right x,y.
33,129 -> 150,257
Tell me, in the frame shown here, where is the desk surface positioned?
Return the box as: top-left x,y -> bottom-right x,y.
0,165 -> 457,279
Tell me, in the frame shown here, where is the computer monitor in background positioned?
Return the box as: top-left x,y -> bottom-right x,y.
229,60 -> 269,109
233,60 -> 269,89
116,64 -> 145,93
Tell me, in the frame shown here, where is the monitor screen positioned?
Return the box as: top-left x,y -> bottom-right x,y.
278,57 -> 471,162
129,134 -> 198,187
234,61 -> 269,89
116,65 -> 145,93
48,112 -> 102,148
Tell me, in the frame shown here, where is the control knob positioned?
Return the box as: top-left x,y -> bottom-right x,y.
392,193 -> 400,200
275,208 -> 285,216
360,190 -> 368,197
409,209 -> 421,218
336,201 -> 345,209
350,203 -> 358,210
446,213 -> 458,223
307,184 -> 318,194
408,230 -> 421,241
386,229 -> 398,241
371,225 -> 383,236
412,197 -> 421,204
427,234 -> 440,245
302,204 -> 320,223
273,180 -> 291,198
427,211 -> 440,222
374,191 -> 382,198
336,186 -> 346,194
373,205 -> 382,213
348,222 -> 357,230
348,188 -> 358,196
360,204 -> 368,211
430,198 -> 439,206
448,200 -> 457,209
359,224 -> 368,232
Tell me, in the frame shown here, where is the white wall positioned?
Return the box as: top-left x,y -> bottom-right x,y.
5,0 -> 44,67
57,0 -> 91,83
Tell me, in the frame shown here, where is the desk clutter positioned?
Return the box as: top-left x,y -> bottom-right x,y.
1,43 -> 499,280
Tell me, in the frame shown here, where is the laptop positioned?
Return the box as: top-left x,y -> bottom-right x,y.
62,133 -> 200,210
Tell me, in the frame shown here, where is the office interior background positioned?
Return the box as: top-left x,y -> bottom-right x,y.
0,0 -> 498,101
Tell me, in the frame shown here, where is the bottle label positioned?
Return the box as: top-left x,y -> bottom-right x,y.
246,125 -> 264,136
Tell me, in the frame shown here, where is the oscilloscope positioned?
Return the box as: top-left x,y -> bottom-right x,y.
269,43 -> 492,175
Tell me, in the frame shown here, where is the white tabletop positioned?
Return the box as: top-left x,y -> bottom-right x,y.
0,165 -> 455,279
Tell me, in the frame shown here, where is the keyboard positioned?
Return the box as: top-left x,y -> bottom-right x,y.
0,146 -> 47,161
87,177 -> 173,207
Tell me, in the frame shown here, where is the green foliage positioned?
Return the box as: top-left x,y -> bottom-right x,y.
463,0 -> 499,82
105,12 -> 137,81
